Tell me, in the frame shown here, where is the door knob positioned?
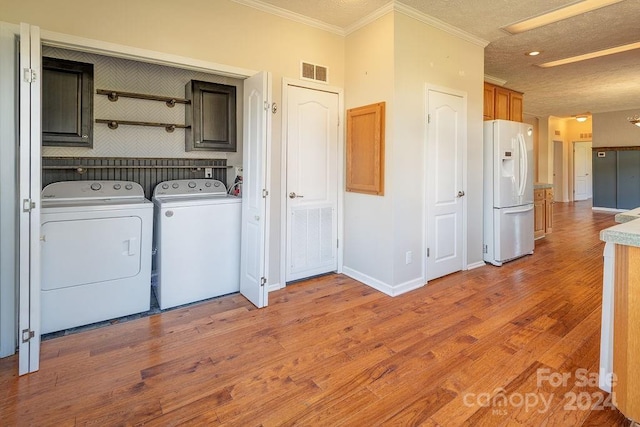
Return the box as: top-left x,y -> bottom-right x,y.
289,192 -> 304,199
457,191 -> 465,198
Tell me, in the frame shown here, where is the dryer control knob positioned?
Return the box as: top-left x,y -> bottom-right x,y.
162,183 -> 169,190
125,184 -> 133,190
90,182 -> 102,191
205,182 -> 212,187
172,183 -> 179,189
214,181 -> 221,187
113,183 -> 121,190
188,181 -> 196,188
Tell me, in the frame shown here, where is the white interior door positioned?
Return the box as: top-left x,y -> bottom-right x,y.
285,86 -> 339,283
240,71 -> 271,308
574,141 -> 592,201
426,89 -> 465,281
18,22 -> 41,375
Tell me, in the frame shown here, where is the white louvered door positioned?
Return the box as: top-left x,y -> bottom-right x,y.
286,86 -> 339,282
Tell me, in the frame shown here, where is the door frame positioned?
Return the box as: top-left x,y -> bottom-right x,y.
423,84 -> 468,283
279,78 -> 344,289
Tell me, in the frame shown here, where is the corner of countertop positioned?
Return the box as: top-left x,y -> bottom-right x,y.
534,183 -> 553,190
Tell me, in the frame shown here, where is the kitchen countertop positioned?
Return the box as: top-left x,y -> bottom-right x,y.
601,210 -> 640,247
614,207 -> 640,224
534,183 -> 553,190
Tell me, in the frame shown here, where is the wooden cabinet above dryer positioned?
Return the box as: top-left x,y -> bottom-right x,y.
185,80 -> 237,152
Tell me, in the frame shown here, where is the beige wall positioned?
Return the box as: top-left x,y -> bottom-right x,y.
343,12 -> 396,287
1,0 -> 346,288
593,109 -> 640,148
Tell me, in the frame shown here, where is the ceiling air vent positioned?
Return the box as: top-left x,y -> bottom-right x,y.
300,61 -> 329,84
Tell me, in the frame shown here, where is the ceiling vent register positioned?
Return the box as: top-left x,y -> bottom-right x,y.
301,61 -> 328,84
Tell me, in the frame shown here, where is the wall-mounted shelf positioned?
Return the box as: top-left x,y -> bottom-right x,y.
95,119 -> 190,133
96,89 -> 190,107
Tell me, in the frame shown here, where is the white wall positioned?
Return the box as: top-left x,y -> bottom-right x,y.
343,13 -> 396,290
343,11 -> 485,295
593,109 -> 640,147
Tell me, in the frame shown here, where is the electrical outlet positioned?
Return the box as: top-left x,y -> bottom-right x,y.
204,167 -> 213,178
405,251 -> 413,265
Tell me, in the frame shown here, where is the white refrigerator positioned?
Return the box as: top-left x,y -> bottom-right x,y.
483,119 -> 534,266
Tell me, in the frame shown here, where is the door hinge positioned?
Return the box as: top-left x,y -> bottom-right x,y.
22,199 -> 35,212
427,114 -> 431,124
337,239 -> 339,248
264,101 -> 270,112
21,329 -> 35,343
23,68 -> 36,83
483,244 -> 488,254
262,189 -> 269,198
427,248 -> 430,257
260,277 -> 267,287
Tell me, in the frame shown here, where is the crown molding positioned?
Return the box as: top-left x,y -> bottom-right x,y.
344,2 -> 394,35
484,74 -> 507,86
394,2 -> 489,47
230,0 -> 345,36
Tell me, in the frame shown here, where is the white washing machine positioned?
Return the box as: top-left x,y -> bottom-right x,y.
152,179 -> 241,310
40,181 -> 153,334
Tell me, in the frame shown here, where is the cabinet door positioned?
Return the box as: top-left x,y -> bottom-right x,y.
494,87 -> 510,120
483,82 -> 495,121
534,190 -> 545,239
42,57 -> 93,147
185,80 -> 237,152
510,92 -> 523,122
545,189 -> 554,233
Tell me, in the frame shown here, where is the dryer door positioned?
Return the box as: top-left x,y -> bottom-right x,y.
41,216 -> 143,290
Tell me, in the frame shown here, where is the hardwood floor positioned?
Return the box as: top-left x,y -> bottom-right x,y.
0,201 -> 634,426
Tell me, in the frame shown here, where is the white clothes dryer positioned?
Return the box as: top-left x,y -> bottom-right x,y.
152,179 -> 241,310
40,181 -> 153,334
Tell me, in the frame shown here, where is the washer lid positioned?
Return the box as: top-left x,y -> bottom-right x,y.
153,179 -> 227,199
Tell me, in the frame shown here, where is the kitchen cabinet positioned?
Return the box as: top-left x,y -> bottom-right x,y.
545,188 -> 554,234
42,57 -> 94,147
534,189 -> 545,239
185,80 -> 237,152
534,186 -> 553,239
483,82 -> 523,122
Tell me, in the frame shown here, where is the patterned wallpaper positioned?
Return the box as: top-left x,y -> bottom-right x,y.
42,46 -> 244,167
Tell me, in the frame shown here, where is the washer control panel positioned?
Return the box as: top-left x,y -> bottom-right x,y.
153,179 -> 227,198
42,180 -> 145,200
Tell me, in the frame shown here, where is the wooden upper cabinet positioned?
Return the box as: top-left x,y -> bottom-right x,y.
346,102 -> 385,196
510,92 -> 524,122
483,82 -> 523,122
42,57 -> 94,147
493,86 -> 511,120
483,82 -> 495,120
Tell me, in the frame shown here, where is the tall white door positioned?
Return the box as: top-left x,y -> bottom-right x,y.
285,86 -> 339,282
18,23 -> 42,375
426,89 -> 465,281
574,141 -> 592,201
240,71 -> 271,308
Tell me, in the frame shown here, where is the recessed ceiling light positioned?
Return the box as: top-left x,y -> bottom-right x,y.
539,41 -> 640,68
526,51 -> 541,56
503,0 -> 624,34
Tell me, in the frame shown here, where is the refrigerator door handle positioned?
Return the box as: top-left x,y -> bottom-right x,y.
504,205 -> 534,215
517,133 -> 528,197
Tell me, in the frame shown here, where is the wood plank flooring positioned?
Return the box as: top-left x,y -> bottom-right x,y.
0,201 -> 634,426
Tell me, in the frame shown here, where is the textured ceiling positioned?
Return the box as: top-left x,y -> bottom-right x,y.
249,0 -> 640,118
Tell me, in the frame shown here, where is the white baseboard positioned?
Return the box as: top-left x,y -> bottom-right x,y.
466,260 -> 486,270
342,266 -> 424,297
268,282 -> 283,292
592,207 -> 625,213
